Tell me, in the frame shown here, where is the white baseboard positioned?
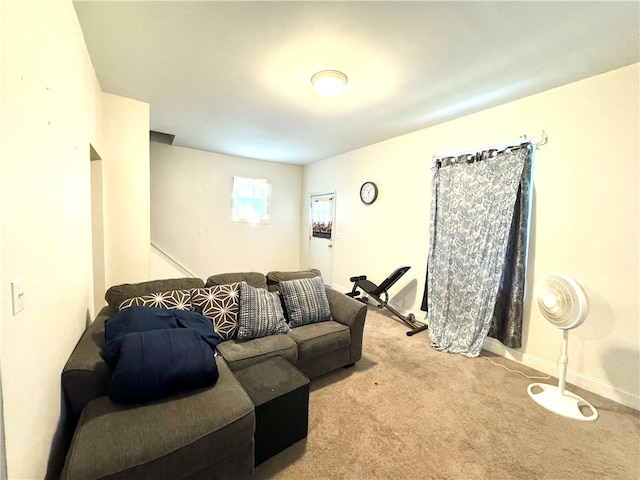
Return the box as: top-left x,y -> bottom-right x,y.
332,283 -> 351,295
482,337 -> 640,411
335,282 -> 638,411
334,282 -> 428,320
150,243 -> 198,278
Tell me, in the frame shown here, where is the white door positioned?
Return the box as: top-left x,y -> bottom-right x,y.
309,193 -> 335,286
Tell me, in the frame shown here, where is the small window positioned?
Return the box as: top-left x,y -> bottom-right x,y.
231,176 -> 271,224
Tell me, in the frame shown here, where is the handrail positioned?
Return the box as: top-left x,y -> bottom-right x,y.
150,242 -> 198,278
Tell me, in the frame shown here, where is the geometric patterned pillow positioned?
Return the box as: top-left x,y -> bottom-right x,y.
118,289 -> 192,311
190,283 -> 241,341
280,276 -> 332,327
237,282 -> 290,340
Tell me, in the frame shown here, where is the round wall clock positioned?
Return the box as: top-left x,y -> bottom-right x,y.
360,181 -> 378,205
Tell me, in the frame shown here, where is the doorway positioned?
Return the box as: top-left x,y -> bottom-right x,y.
90,144 -> 105,317
309,193 -> 335,286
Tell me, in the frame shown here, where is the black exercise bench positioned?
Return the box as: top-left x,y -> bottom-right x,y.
346,266 -> 428,336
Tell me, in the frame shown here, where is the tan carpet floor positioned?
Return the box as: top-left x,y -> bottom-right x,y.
254,307 -> 640,480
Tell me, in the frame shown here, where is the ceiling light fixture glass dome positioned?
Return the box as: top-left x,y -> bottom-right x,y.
311,70 -> 348,98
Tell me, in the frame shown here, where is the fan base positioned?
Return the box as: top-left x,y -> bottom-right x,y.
528,383 -> 598,421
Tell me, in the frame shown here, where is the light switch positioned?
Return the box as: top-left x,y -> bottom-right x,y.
11,278 -> 24,315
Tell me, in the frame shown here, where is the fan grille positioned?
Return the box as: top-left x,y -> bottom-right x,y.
535,273 -> 588,329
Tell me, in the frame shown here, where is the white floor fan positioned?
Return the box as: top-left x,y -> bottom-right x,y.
528,272 -> 598,421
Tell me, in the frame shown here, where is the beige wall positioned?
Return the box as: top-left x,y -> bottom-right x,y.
0,2 -> 150,478
1,3 -> 99,478
150,142 -> 302,277
302,64 -> 640,409
100,93 -> 151,294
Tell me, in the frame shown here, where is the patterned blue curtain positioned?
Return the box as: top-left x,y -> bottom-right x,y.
424,145 -> 531,357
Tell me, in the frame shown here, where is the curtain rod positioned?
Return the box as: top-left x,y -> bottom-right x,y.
432,130 -> 547,164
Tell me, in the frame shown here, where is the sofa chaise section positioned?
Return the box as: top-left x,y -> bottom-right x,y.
61,278 -> 256,480
61,357 -> 254,480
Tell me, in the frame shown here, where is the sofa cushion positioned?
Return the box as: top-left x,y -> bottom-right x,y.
266,269 -> 321,292
61,357 -> 254,480
217,335 -> 298,372
118,289 -> 192,311
280,276 -> 332,327
105,278 -> 204,310
287,321 -> 350,360
108,329 -> 219,404
190,284 -> 241,340
237,282 -> 290,340
206,271 -> 267,290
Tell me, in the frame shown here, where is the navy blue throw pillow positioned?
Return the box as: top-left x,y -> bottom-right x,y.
107,328 -> 219,404
102,306 -> 223,367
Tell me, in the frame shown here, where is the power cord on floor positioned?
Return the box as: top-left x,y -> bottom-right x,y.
480,355 -> 551,380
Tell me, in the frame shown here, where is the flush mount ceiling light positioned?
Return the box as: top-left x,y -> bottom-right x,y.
311,70 -> 348,98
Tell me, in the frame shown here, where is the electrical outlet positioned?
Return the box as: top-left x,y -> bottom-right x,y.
11,278 -> 25,315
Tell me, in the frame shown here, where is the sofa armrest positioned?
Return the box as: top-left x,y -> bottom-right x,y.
325,287 -> 367,364
62,306 -> 114,423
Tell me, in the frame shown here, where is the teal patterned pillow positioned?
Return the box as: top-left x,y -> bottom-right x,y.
237,282 -> 290,340
280,276 -> 332,327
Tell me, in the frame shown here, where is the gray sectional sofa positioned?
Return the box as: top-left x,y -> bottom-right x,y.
61,270 -> 367,480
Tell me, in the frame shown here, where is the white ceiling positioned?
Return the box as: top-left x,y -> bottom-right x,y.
74,1 -> 639,165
